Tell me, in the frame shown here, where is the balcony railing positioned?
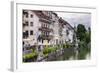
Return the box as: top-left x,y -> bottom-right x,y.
38,34 -> 53,40
39,18 -> 52,24
39,27 -> 53,32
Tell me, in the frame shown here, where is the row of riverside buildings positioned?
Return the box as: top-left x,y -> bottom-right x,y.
22,10 -> 74,51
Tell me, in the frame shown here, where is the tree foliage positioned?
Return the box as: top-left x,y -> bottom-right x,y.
76,24 -> 86,41
76,24 -> 91,59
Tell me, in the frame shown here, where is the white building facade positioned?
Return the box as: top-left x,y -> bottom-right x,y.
22,10 -> 74,51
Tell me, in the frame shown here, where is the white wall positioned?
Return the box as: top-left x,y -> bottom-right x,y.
0,0 -> 100,73
23,10 -> 39,45
68,30 -> 74,43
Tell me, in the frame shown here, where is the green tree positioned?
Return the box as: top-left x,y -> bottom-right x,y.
85,32 -> 90,44
76,24 -> 86,41
76,24 -> 91,59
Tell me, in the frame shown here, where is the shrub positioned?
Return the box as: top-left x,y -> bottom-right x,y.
23,51 -> 38,61
43,47 -> 51,55
62,42 -> 71,49
43,46 -> 58,57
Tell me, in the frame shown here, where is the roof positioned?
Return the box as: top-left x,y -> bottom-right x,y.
52,12 -> 58,17
59,17 -> 74,30
33,10 -> 51,20
30,10 -> 74,30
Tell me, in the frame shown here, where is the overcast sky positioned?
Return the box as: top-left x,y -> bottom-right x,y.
56,12 -> 91,29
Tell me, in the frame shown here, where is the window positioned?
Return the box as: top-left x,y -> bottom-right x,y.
44,23 -> 45,27
26,14 -> 28,18
46,24 -> 47,28
48,40 -> 50,43
23,32 -> 25,38
45,24 -> 46,27
23,10 -> 28,18
44,24 -> 46,27
38,35 -> 41,42
47,25 -> 49,28
23,42 -> 24,45
45,24 -> 47,27
30,30 -> 33,35
46,32 -> 49,36
66,30 -> 69,35
25,21 -> 28,26
45,32 -> 47,36
26,31 -> 29,36
23,30 -> 29,38
42,39 -> 43,43
30,22 -> 33,26
47,32 -> 49,35
56,39 -> 58,45
42,23 -> 44,27
30,14 -> 33,18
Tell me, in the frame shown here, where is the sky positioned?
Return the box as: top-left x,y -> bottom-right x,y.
56,12 -> 91,30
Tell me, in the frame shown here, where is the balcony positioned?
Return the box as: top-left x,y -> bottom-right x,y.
39,27 -> 53,32
39,18 -> 52,24
41,35 -> 53,40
